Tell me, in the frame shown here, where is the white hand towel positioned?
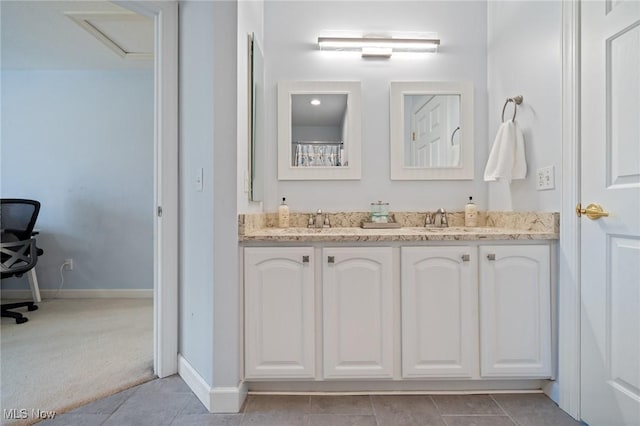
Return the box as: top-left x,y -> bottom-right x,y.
484,121 -> 527,182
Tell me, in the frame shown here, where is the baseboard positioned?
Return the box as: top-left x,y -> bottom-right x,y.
543,380 -> 560,404
178,354 -> 247,413
211,385 -> 249,413
178,355 -> 214,411
0,289 -> 153,299
245,380 -> 546,393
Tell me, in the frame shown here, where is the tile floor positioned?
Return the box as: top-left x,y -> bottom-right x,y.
41,375 -> 584,426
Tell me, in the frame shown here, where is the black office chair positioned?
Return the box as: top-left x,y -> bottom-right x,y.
1,199 -> 43,324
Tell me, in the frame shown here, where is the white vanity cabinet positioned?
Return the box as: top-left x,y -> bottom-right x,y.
244,247 -> 315,379
401,247 -> 478,378
322,247 -> 394,379
479,245 -> 552,378
242,240 -> 553,382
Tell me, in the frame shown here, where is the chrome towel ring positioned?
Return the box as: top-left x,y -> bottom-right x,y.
451,126 -> 461,146
501,95 -> 524,122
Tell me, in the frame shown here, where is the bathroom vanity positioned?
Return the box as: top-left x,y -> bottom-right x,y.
239,211 -> 558,391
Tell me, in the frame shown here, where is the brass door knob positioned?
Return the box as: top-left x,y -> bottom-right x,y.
576,203 -> 609,220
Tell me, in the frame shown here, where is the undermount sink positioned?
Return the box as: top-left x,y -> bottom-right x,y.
259,226 -> 509,235
267,227 -> 355,234
422,226 -> 505,233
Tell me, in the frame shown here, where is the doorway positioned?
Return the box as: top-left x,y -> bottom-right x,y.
122,0 -> 178,381
0,0 -> 177,415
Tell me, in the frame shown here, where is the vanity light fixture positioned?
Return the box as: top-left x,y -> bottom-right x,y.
318,36 -> 440,58
310,99 -> 321,106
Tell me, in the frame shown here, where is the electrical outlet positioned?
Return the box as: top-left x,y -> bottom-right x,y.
536,165 -> 555,190
63,258 -> 74,271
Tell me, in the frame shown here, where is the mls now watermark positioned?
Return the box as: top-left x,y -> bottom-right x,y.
3,408 -> 57,420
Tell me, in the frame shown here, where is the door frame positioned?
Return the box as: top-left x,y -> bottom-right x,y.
116,0 -> 179,378
558,0 -> 581,419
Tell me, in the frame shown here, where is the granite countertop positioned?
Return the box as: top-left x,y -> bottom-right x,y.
239,211 -> 559,243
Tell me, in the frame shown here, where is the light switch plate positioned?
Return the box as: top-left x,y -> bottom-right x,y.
195,168 -> 203,192
536,165 -> 555,190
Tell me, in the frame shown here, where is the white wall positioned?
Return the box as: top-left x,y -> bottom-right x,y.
179,0 -> 243,392
1,70 -> 154,291
262,1 -> 488,213
212,0 -> 241,390
179,0 -> 216,386
487,1 -> 562,211
292,126 -> 340,141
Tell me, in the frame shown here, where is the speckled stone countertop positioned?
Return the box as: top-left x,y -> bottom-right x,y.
238,211 -> 559,243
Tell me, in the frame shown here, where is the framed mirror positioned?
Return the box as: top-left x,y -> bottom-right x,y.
278,81 -> 361,180
248,33 -> 264,201
390,81 -> 474,180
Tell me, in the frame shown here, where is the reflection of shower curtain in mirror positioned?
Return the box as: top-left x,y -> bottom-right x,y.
293,143 -> 342,167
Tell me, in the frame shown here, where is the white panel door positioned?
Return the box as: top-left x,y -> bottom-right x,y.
581,1 -> 640,425
479,245 -> 551,378
411,96 -> 449,168
323,247 -> 393,379
244,247 -> 315,379
401,247 -> 478,378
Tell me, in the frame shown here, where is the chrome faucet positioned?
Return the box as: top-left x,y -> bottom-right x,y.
315,209 -> 324,228
433,208 -> 448,227
425,212 -> 434,227
307,209 -> 330,228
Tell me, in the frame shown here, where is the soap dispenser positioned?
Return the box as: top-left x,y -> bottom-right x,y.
278,197 -> 290,228
464,196 -> 478,227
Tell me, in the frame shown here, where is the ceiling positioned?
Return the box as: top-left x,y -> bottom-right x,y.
1,1 -> 153,70
292,94 -> 348,127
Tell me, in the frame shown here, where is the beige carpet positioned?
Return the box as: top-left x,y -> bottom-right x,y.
1,298 -> 155,425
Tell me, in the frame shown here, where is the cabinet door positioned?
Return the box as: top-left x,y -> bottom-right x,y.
244,247 -> 315,379
323,247 -> 393,379
479,245 -> 551,377
401,247 -> 478,378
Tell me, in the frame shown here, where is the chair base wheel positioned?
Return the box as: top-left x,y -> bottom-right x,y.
1,301 -> 37,324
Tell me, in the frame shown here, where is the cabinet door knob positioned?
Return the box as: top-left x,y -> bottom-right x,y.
461,254 -> 470,262
487,254 -> 496,261
327,256 -> 335,264
302,255 -> 309,263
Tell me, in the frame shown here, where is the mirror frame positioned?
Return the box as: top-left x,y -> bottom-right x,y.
248,32 -> 264,201
278,81 -> 362,180
390,81 -> 474,180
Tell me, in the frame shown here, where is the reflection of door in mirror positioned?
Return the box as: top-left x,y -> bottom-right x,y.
390,81 -> 473,180
404,95 -> 461,168
291,94 -> 348,168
